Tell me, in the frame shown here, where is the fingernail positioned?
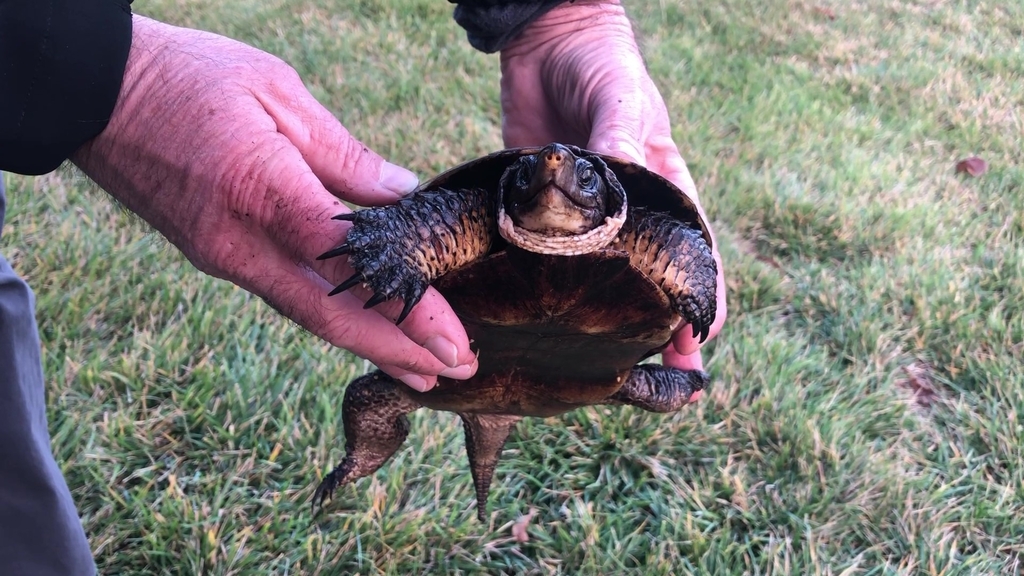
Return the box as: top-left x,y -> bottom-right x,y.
439,359 -> 477,380
423,335 -> 459,368
602,140 -> 645,166
380,162 -> 419,195
688,389 -> 704,403
398,373 -> 432,392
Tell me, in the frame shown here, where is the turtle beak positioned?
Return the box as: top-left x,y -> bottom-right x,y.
528,143 -> 576,196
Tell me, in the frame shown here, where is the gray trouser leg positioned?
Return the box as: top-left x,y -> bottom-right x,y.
0,176 -> 96,575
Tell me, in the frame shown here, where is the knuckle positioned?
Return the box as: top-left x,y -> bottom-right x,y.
392,353 -> 441,376
217,141 -> 297,229
319,310 -> 364,350
257,53 -> 302,86
336,132 -> 375,173
176,221 -> 251,282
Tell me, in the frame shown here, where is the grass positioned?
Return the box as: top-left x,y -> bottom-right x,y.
2,0 -> 1023,573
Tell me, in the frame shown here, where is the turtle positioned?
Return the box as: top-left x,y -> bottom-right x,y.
312,143 -> 718,520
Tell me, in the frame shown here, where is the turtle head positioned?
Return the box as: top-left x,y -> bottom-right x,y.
502,144 -> 608,235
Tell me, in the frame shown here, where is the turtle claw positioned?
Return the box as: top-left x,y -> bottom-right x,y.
396,299 -> 416,325
317,243 -> 351,260
323,200 -> 465,325
329,273 -> 363,296
325,250 -> 429,321
363,292 -> 388,309
691,321 -> 712,343
311,472 -> 340,516
394,283 -> 425,325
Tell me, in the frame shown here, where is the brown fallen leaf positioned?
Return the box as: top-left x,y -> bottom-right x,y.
511,508 -> 537,543
813,6 -> 837,20
955,156 -> 988,177
899,363 -> 939,409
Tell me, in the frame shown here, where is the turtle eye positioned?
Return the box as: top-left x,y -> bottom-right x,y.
577,162 -> 598,188
515,165 -> 531,188
514,157 -> 535,189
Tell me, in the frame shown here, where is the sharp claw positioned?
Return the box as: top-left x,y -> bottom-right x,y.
699,325 -> 710,344
332,213 -> 357,221
329,274 -> 363,296
691,322 -> 701,339
396,298 -> 416,325
396,284 -> 425,325
363,292 -> 388,309
317,244 -> 351,260
312,484 -> 328,516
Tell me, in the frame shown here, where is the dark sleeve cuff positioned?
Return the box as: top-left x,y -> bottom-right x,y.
0,0 -> 133,175
451,0 -> 567,53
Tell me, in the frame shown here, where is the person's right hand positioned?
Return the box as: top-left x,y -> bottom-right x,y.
71,16 -> 478,392
499,0 -> 726,378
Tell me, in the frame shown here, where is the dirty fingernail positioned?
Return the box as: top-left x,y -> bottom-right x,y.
398,373 -> 433,392
439,359 -> 478,381
424,335 -> 459,368
380,162 -> 419,195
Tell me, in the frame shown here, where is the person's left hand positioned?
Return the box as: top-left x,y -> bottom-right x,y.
499,0 -> 727,378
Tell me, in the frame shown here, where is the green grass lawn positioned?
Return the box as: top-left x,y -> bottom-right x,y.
3,0 -> 1023,573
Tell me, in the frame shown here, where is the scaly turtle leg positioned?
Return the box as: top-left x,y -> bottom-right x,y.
458,413 -> 522,521
607,364 -> 710,412
318,188 -> 498,323
613,208 -> 718,342
312,371 -> 422,513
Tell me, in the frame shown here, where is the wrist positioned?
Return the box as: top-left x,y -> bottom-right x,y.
115,17 -> 195,110
71,16 -> 215,231
72,17 -> 173,161
501,0 -> 633,59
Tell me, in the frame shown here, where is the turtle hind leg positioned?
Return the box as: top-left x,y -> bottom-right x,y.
458,413 -> 522,521
320,187 -> 497,323
607,364 -> 709,413
312,371 -> 422,513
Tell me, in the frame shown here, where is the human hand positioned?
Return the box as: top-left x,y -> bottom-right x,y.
71,16 -> 477,391
499,0 -> 727,375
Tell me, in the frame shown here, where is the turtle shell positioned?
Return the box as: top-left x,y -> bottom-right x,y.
402,146 -> 712,418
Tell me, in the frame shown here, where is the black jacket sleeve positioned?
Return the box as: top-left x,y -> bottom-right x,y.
0,0 -> 133,175
451,0 -> 567,53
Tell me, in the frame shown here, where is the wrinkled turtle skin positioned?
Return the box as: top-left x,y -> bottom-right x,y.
313,143 -> 717,520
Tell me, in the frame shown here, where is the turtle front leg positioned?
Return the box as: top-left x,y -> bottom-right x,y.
614,208 -> 718,342
312,371 -> 423,513
458,413 -> 523,521
319,187 -> 497,323
607,364 -> 709,412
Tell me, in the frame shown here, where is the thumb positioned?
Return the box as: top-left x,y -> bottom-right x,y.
589,132 -> 645,166
255,79 -> 419,206
586,95 -> 647,166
